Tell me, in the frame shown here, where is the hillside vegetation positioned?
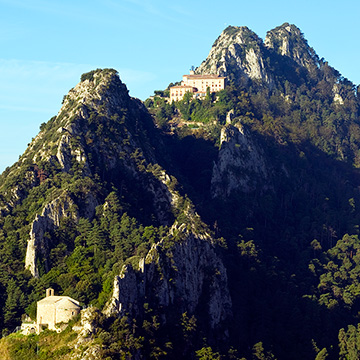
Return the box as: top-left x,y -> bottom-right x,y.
1,23 -> 360,359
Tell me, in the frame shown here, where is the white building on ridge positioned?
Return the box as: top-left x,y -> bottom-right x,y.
170,71 -> 226,102
21,288 -> 81,334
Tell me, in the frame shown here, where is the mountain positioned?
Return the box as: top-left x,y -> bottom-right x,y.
0,68 -> 232,358
196,22 -> 355,103
1,23 -> 360,359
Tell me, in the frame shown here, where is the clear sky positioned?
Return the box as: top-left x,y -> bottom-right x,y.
1,0 -> 359,173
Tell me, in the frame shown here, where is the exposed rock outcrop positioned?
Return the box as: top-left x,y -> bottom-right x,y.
55,127 -> 91,175
25,193 -> 78,277
73,307 -> 100,340
0,168 -> 39,216
23,69 -> 155,179
333,83 -> 344,105
196,23 -> 324,89
211,123 -> 270,197
196,26 -> 272,85
264,23 -> 320,72
25,191 -> 98,277
146,168 -> 181,225
104,223 -> 232,330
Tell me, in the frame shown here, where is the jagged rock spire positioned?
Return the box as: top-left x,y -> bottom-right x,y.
264,22 -> 320,70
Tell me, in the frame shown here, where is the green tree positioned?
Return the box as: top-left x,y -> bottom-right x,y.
252,342 -> 276,360
315,348 -> 328,360
338,325 -> 360,360
4,278 -> 25,330
196,346 -> 221,360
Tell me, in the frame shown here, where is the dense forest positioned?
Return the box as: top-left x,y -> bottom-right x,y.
1,23 -> 360,359
144,67 -> 360,359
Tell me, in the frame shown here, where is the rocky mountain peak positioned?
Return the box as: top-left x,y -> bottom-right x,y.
2,68 -> 170,278
21,68 -> 152,176
196,25 -> 272,84
220,25 -> 262,47
264,22 -> 319,70
58,68 -> 130,124
195,23 -> 325,88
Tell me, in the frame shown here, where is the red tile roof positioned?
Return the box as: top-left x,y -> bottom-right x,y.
183,74 -> 226,79
170,85 -> 196,89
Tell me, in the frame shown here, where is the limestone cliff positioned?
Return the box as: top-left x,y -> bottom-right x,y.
195,23 -> 325,89
264,23 -> 320,73
196,26 -> 272,85
211,123 -> 270,198
25,191 -> 98,277
0,166 -> 41,216
104,221 -> 232,331
26,69 -> 156,175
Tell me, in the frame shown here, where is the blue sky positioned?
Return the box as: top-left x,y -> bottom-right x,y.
1,0 -> 359,173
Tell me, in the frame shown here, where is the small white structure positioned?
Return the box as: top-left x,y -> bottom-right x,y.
36,288 -> 81,333
20,315 -> 37,335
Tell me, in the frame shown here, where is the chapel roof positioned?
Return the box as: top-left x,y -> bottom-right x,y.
37,295 -> 80,308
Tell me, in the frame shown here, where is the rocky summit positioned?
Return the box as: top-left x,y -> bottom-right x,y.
1,23 -> 360,359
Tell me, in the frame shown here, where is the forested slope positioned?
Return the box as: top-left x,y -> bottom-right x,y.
1,23 -> 360,359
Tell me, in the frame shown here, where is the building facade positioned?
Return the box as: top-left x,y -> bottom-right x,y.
36,288 -> 81,332
170,71 -> 226,102
169,85 -> 197,102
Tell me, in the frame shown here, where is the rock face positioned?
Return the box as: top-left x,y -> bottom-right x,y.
73,307 -> 100,339
211,123 -> 270,197
104,223 -> 232,331
55,127 -> 91,175
196,26 -> 272,85
25,193 -> 80,277
25,69 -> 156,178
333,83 -> 344,105
264,23 -> 319,72
25,190 -> 100,277
0,167 -> 39,216
196,23 -> 324,88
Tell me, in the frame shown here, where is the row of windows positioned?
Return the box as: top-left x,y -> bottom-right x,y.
171,87 -> 223,96
190,82 -> 223,85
